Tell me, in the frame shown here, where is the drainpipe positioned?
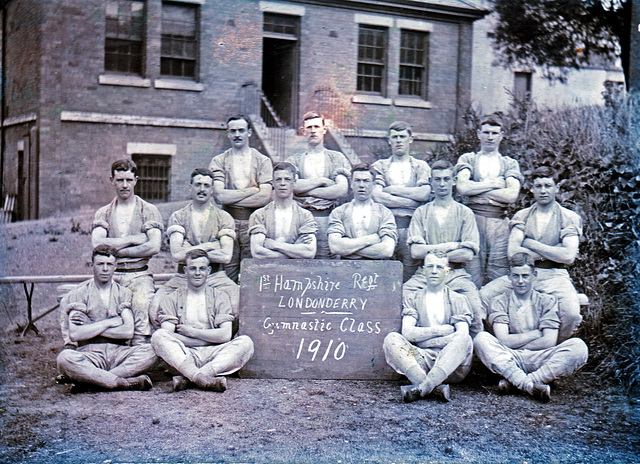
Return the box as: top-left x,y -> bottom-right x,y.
0,5 -> 6,199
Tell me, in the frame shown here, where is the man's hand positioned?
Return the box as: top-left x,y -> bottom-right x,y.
417,333 -> 455,348
69,310 -> 90,326
129,233 -> 149,246
298,235 -> 314,244
487,178 -> 506,189
176,324 -> 199,338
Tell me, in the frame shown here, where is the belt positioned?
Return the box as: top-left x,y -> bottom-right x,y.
79,337 -> 129,347
177,263 -> 223,274
311,209 -> 332,217
535,259 -> 565,269
394,216 -> 411,228
469,204 -> 508,219
116,265 -> 148,273
223,205 -> 255,221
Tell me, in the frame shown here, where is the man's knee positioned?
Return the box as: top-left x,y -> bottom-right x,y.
57,349 -> 81,372
383,332 -> 406,354
559,337 -> 589,364
150,328 -> 173,347
233,335 -> 255,356
451,332 -> 473,355
473,331 -> 497,356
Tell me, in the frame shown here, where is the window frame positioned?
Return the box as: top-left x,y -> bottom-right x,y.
131,154 -> 172,202
356,24 -> 388,96
160,1 -> 200,80
104,0 -> 146,76
398,29 -> 429,100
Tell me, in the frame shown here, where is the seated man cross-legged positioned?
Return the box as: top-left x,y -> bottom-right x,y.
57,245 -> 158,392
383,252 -> 474,402
474,253 -> 588,402
151,249 -> 254,392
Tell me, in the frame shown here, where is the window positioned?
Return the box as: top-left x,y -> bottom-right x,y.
514,72 -> 532,100
132,155 -> 171,202
357,25 -> 387,94
263,12 -> 299,37
105,0 -> 145,75
399,30 -> 428,99
161,2 -> 198,79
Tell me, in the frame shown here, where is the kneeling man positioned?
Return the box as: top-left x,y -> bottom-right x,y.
57,245 -> 158,391
151,249 -> 254,392
474,253 -> 588,402
383,252 -> 473,402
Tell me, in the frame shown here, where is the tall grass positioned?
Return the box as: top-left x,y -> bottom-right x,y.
443,91 -> 640,394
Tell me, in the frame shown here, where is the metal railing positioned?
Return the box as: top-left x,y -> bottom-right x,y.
242,83 -> 287,161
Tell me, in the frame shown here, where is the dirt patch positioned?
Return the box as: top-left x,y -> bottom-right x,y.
1,215 -> 639,463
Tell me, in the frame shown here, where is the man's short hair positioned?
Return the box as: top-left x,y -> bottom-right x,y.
425,250 -> 448,261
430,159 -> 454,172
273,162 -> 297,177
92,244 -> 118,262
111,159 -> 137,177
530,165 -> 559,184
302,111 -> 324,125
509,252 -> 536,270
479,113 -> 504,129
185,248 -> 209,264
351,163 -> 375,179
226,114 -> 252,129
190,168 -> 215,182
388,121 -> 413,136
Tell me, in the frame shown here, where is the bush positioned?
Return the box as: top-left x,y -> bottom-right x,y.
446,92 -> 640,394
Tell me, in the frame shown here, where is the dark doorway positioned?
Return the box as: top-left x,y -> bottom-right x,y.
262,37 -> 298,127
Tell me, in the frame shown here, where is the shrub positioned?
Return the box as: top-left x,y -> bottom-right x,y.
446,92 -> 640,393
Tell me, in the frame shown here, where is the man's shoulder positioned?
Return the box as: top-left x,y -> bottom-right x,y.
250,147 -> 270,161
135,196 -> 161,213
94,198 -> 117,217
409,156 -> 430,168
555,203 -> 581,221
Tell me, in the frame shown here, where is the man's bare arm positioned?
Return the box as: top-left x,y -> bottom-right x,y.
483,177 -> 521,204
372,185 -> 421,209
382,184 -> 431,202
356,236 -> 396,259
305,175 -> 349,200
250,233 -> 288,259
520,328 -> 558,350
455,169 -> 507,196
176,321 -> 232,345
508,227 -> 544,260
265,235 -> 317,259
328,232 -> 380,257
401,315 -> 455,343
293,177 -> 332,195
522,235 -> 579,265
91,227 -> 146,250
493,322 -> 542,349
115,228 -> 162,258
231,184 -> 272,208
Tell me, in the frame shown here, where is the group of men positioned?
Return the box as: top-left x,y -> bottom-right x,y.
57,111 -> 588,403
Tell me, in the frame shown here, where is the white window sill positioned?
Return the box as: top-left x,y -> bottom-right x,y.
154,79 -> 204,92
351,94 -> 392,105
393,97 -> 432,109
99,74 -> 151,87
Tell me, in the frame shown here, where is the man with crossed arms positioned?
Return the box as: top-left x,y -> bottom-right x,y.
384,252 -> 474,402
474,253 -> 588,402
455,114 -> 522,287
148,168 -> 238,330
152,249 -> 254,392
57,245 -> 157,392
403,160 -> 484,336
480,166 -> 584,342
372,121 -> 431,281
210,114 -> 273,281
327,163 -> 397,260
249,162 -> 318,259
286,111 -> 351,259
91,159 -> 163,345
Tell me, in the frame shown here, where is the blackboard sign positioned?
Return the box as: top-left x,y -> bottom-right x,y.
238,259 -> 403,379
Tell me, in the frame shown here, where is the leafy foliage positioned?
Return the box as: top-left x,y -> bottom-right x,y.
491,0 -> 631,87
445,90 -> 640,393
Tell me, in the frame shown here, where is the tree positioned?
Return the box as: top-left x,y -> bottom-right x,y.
491,0 -> 637,91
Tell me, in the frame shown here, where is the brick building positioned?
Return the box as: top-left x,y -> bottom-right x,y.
0,0 -> 486,220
